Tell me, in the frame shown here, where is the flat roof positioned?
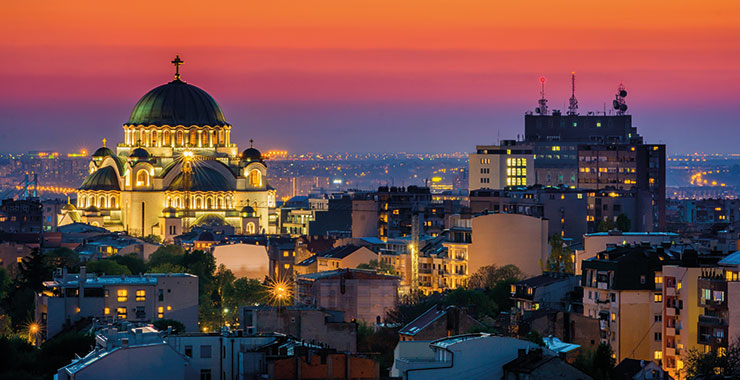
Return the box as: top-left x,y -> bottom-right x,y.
44,273 -> 196,288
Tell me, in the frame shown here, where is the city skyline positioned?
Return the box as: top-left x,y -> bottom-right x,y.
2,1 -> 740,154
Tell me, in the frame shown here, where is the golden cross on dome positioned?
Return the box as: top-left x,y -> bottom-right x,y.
102,138 -> 107,147
171,55 -> 184,81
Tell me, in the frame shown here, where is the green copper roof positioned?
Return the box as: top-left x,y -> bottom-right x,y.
168,166 -> 234,192
80,166 -> 120,191
126,80 -> 228,126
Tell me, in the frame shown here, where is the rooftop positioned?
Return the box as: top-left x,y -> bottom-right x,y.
44,273 -> 196,289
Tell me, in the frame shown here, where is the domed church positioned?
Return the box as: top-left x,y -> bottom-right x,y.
59,56 -> 276,241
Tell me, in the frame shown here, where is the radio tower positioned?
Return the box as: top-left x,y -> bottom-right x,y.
568,72 -> 579,115
535,77 -> 548,115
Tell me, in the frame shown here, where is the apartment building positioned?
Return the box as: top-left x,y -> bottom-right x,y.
35,268 -> 198,339
581,243 -> 679,363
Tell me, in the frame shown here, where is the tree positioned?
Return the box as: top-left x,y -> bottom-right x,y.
148,263 -> 187,274
44,248 -> 80,272
17,249 -> 52,292
85,260 -> 131,275
357,259 -> 397,275
141,234 -> 162,244
545,234 -> 574,274
683,336 -> 740,378
147,245 -> 185,270
597,218 -> 614,232
573,342 -> 615,380
109,253 -> 146,275
152,319 -> 186,334
615,213 -> 631,232
466,264 -> 523,289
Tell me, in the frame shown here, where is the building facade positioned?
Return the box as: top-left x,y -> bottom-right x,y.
58,57 -> 276,241
36,268 -> 198,339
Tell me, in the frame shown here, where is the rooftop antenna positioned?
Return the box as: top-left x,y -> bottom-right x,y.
613,83 -> 628,115
535,77 -> 548,115
567,72 -> 578,115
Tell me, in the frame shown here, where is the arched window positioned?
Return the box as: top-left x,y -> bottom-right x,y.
190,130 -> 197,146
151,130 -> 158,146
206,198 -> 213,209
217,197 -> 223,209
195,197 -> 202,209
176,130 -> 183,146
136,170 -> 150,187
163,130 -> 170,146
248,170 -> 262,187
246,222 -> 256,234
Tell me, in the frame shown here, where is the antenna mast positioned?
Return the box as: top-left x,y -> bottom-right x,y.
535,77 -> 548,115
568,72 -> 579,115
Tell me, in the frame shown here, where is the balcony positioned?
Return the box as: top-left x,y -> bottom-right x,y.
665,347 -> 676,357
666,287 -> 675,297
698,334 -> 728,347
665,327 -> 675,336
698,314 -> 727,327
666,307 -> 675,317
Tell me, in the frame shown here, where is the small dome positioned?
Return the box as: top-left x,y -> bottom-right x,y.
130,147 -> 150,160
162,206 -> 177,214
241,147 -> 262,162
85,205 -> 100,212
240,206 -> 255,214
197,231 -> 215,241
80,166 -> 120,191
126,80 -> 228,127
62,202 -> 77,211
92,147 -> 114,158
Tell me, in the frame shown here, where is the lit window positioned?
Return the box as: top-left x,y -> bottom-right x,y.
136,289 -> 146,301
248,170 -> 262,187
283,264 -> 290,269
117,289 -> 128,302
655,351 -> 662,360
158,306 -> 164,319
136,170 -> 150,187
527,287 -> 533,295
596,122 -> 601,127
16,257 -> 22,263
654,293 -> 663,303
611,312 -> 616,321
167,306 -> 172,311
104,307 -> 110,315
283,251 -> 290,257
655,276 -> 663,284
117,307 -> 127,319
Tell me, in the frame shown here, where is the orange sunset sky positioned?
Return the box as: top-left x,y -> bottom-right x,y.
1,0 -> 739,153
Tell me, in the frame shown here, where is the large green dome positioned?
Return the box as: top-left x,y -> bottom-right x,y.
126,79 -> 228,127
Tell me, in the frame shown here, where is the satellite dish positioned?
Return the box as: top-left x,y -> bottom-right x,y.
620,104 -> 628,112
620,90 -> 627,97
613,100 -> 620,109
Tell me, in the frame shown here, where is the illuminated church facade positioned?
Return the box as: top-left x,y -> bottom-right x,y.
59,56 -> 276,241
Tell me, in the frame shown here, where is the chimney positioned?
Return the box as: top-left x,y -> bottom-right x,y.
79,266 -> 86,299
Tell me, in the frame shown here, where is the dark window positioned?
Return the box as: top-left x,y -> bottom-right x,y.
185,345 -> 192,357
135,306 -> 145,319
200,369 -> 211,380
158,289 -> 164,301
200,345 -> 212,358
